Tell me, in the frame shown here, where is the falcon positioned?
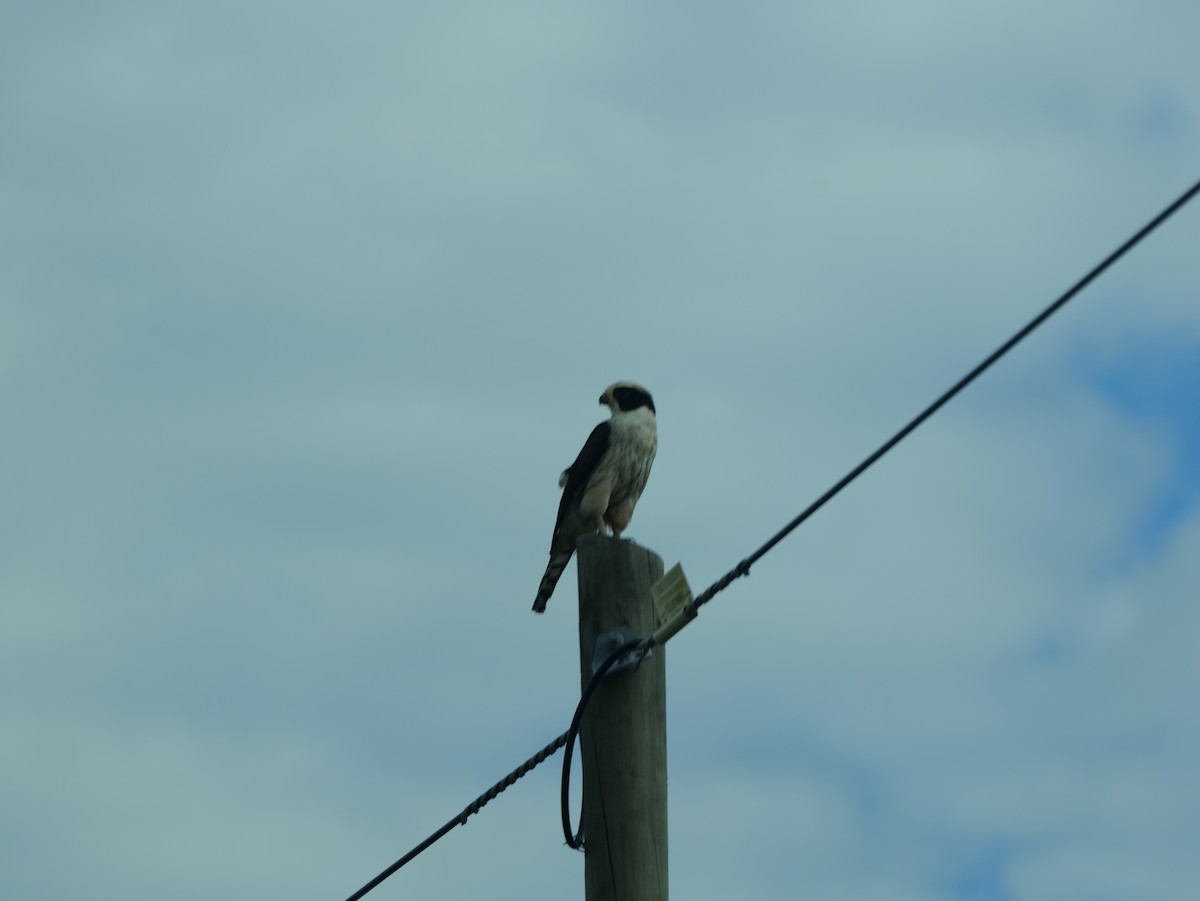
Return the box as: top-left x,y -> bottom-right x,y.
532,382 -> 658,613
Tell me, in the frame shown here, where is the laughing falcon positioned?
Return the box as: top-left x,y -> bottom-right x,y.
532,382 -> 657,613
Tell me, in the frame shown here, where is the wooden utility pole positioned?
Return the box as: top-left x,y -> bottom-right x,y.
575,533 -> 667,901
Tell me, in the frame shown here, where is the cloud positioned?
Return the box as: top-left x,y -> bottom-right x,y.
2,2 -> 1197,899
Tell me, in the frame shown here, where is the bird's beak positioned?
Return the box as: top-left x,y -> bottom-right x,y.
599,391 -> 610,406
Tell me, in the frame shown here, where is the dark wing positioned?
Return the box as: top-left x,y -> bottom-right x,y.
550,420 -> 610,549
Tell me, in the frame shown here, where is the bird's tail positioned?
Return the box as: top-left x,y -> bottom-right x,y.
532,546 -> 575,613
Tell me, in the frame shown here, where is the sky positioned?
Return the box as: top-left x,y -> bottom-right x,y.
2,2 -> 1198,899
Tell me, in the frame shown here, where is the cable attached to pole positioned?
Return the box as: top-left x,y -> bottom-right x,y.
559,638 -> 652,849
340,176 -> 1199,900
558,176 -> 1200,849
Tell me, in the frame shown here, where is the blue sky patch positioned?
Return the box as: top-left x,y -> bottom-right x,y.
1080,331 -> 1200,555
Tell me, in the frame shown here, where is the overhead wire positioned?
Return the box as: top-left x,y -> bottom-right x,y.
345,731 -> 570,901
342,176 -> 1200,900
684,176 -> 1200,618
554,176 -> 1200,842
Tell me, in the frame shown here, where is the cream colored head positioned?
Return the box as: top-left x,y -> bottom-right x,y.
599,382 -> 655,415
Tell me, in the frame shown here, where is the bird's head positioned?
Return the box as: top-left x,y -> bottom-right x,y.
600,381 -> 655,415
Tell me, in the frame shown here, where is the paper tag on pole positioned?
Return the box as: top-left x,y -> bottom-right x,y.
651,563 -> 693,623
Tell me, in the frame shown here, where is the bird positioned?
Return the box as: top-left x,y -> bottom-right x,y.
532,382 -> 658,613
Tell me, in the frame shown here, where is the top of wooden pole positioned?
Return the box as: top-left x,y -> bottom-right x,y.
576,534 -> 667,901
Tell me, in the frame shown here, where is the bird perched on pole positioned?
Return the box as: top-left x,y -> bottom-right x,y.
532,382 -> 658,613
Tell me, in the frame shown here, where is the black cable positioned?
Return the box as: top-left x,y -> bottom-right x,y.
347,639 -> 653,901
344,730 -> 569,901
341,176 -> 1199,899
558,177 -> 1200,850
559,638 -> 651,849
684,177 -> 1200,617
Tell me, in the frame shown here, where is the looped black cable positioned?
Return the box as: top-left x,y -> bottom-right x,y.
560,638 -> 652,849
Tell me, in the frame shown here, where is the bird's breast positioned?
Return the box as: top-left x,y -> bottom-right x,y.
602,410 -> 657,498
